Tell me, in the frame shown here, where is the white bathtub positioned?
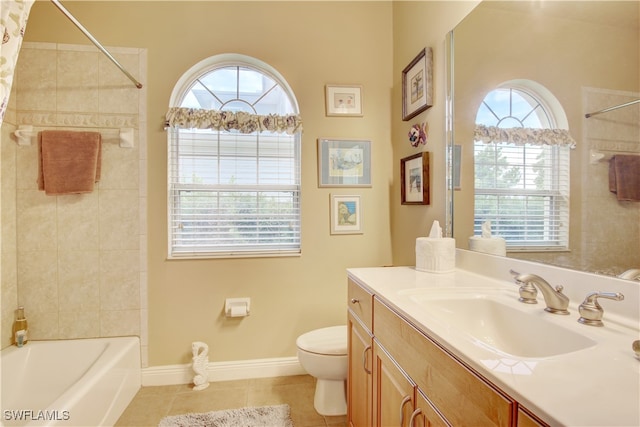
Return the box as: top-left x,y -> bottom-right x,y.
1,337 -> 141,427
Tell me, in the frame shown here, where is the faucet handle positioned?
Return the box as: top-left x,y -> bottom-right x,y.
509,269 -> 538,304
578,291 -> 624,326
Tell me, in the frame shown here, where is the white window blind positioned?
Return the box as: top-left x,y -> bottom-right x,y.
167,56 -> 301,258
169,128 -> 300,257
474,85 -> 571,251
474,142 -> 570,250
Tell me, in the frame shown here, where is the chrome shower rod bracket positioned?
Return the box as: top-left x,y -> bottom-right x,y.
50,0 -> 143,89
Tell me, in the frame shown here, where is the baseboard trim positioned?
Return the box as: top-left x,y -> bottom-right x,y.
141,356 -> 306,386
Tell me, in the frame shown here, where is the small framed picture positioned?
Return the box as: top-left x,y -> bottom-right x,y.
325,85 -> 363,117
318,138 -> 372,187
330,194 -> 363,235
402,47 -> 433,121
401,152 -> 430,205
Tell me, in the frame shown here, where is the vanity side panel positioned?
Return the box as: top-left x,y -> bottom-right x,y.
373,297 -> 514,427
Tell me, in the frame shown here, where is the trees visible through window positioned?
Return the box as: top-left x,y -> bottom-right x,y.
474,85 -> 570,251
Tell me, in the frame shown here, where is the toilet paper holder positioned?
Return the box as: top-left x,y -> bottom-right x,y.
225,297 -> 251,317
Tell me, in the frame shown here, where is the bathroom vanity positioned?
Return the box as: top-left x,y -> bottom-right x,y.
346,250 -> 640,427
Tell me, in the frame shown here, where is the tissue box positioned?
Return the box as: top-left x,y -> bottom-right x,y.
468,236 -> 506,256
415,237 -> 456,273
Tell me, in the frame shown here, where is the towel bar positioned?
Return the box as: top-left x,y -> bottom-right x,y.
12,125 -> 134,148
589,149 -> 640,164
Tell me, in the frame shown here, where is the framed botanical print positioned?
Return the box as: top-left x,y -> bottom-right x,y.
402,47 -> 433,121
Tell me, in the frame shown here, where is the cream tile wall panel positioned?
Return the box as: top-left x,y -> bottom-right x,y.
1,253 -> 18,346
3,41 -> 146,353
1,253 -> 18,310
99,249 -> 140,310
6,83 -> 17,122
2,138 -> 17,251
2,131 -> 17,192
99,142 -> 139,189
58,250 -> 100,311
17,250 -> 58,312
15,47 -> 56,112
16,142 -> 39,190
56,50 -> 100,113
139,234 -> 147,273
98,189 -> 139,250
56,192 -> 100,250
16,190 -> 57,250
27,311 -> 58,340
59,311 -> 100,339
99,52 -> 140,115
100,309 -> 140,337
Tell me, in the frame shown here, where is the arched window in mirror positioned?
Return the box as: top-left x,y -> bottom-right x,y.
473,82 -> 570,251
167,54 -> 301,258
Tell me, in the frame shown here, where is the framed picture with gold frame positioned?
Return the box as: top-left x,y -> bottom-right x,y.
325,85 -> 363,117
401,152 -> 430,205
402,47 -> 433,121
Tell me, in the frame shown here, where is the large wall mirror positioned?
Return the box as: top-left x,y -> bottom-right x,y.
447,1 -> 640,279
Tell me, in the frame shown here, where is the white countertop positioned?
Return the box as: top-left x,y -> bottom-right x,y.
347,264 -> 640,427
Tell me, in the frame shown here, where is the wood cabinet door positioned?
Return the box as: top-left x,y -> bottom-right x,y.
412,389 -> 450,427
517,407 -> 548,427
373,340 -> 415,427
348,311 -> 373,427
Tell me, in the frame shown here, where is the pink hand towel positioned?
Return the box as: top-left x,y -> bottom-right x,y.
37,130 -> 102,195
609,155 -> 640,202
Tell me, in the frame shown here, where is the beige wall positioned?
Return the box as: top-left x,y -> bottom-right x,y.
452,4 -> 639,271
1,1 -> 478,366
390,1 -> 479,265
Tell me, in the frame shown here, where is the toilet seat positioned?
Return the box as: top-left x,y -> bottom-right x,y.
296,325 -> 347,356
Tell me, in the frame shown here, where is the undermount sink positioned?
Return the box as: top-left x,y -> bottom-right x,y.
409,294 -> 597,358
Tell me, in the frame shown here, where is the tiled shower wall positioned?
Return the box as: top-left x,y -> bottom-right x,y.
581,87 -> 640,275
0,42 -> 148,366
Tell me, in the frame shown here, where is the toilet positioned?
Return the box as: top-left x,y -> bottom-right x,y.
296,325 -> 348,416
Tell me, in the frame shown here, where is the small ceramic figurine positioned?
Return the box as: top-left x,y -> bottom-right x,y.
408,122 -> 429,147
191,341 -> 210,391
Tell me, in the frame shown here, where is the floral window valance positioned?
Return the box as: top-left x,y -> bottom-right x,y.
165,107 -> 302,135
474,124 -> 576,149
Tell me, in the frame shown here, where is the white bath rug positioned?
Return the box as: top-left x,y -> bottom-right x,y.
158,403 -> 294,427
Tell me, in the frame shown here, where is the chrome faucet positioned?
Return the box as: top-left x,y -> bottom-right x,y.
578,291 -> 624,326
509,270 -> 570,315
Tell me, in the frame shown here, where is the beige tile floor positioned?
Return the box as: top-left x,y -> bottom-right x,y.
115,375 -> 347,427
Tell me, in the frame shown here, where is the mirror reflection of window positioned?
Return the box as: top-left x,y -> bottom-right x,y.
474,84 -> 570,251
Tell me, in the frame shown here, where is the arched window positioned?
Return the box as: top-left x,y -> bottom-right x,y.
167,54 -> 301,258
474,81 -> 573,251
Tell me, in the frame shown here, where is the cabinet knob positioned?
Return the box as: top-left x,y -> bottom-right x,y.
350,298 -> 360,304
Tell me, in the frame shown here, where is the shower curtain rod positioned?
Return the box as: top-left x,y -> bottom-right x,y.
50,0 -> 143,89
585,99 -> 639,118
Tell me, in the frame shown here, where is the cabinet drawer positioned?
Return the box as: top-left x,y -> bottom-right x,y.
348,279 -> 373,332
374,298 -> 513,427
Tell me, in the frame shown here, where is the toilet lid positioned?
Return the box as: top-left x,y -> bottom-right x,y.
296,325 -> 347,355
